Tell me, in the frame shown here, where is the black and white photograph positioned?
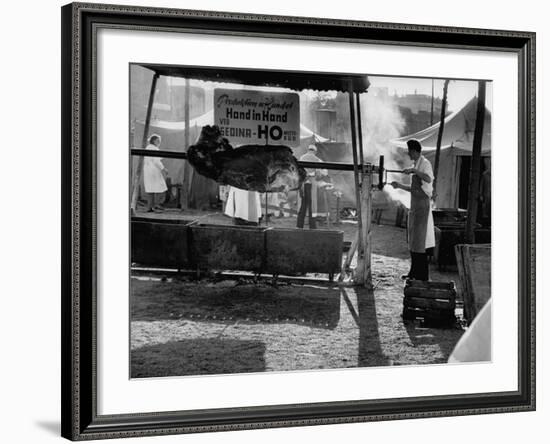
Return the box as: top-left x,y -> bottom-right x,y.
1,0 -> 542,442
129,64 -> 493,379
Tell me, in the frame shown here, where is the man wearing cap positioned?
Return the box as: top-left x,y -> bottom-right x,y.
297,145 -> 324,229
391,139 -> 435,281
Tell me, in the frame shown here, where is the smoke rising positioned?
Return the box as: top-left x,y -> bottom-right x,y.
361,89 -> 404,160
360,88 -> 412,208
323,89 -> 412,209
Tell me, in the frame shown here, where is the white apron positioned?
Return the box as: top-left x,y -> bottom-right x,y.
224,187 -> 261,223
143,144 -> 167,193
413,156 -> 436,250
408,194 -> 435,249
426,202 -> 435,249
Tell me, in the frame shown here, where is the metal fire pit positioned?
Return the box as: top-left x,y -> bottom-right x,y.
265,228 -> 343,279
131,217 -> 194,269
189,223 -> 267,272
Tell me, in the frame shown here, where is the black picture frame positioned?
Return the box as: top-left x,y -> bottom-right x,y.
61,2 -> 536,440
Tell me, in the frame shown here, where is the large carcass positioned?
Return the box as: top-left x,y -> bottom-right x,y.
187,125 -> 306,193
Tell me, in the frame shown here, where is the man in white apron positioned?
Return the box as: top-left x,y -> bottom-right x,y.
143,134 -> 168,212
391,139 -> 435,281
224,186 -> 261,225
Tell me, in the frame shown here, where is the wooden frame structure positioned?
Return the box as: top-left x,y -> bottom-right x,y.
129,62 -> 376,286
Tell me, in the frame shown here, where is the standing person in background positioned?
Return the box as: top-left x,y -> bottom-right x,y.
297,145 -> 325,229
143,134 -> 168,212
391,139 -> 435,281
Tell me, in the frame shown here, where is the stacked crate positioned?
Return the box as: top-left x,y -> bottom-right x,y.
402,280 -> 456,325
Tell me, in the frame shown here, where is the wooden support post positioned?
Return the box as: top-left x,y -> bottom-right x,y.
358,91 -> 372,287
349,87 -> 371,288
430,78 -> 435,126
130,73 -> 159,214
335,194 -> 341,225
265,193 -> 269,226
355,170 -> 373,288
355,93 -> 365,168
324,189 -> 330,228
180,78 -> 191,210
465,81 -> 487,244
347,84 -> 364,286
342,231 -> 358,270
433,79 -> 449,200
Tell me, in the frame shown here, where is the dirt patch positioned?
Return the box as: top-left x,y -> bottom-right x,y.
131,280 -> 342,328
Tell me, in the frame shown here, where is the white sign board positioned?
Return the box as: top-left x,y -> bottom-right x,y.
213,88 -> 300,147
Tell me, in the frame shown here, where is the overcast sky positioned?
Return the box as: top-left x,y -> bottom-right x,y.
368,76 -> 493,113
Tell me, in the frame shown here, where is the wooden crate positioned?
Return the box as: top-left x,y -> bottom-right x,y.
402,280 -> 456,325
455,244 -> 491,323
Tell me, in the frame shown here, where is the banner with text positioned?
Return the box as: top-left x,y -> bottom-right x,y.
214,89 -> 300,147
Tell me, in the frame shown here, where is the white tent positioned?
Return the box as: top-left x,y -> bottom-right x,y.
390,97 -> 491,208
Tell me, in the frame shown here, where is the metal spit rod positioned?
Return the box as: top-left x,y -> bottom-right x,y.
376,155 -> 411,190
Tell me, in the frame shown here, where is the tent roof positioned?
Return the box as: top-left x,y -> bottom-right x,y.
137,110 -> 330,142
391,96 -> 491,154
137,63 -> 370,93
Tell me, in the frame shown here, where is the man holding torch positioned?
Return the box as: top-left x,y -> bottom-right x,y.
391,139 -> 435,281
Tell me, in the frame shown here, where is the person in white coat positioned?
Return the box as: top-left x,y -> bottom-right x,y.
143,134 -> 168,212
391,139 -> 435,281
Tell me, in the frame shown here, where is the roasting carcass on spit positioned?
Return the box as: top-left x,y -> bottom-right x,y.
187,125 -> 306,193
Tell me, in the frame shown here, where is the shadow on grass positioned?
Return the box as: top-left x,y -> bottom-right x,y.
404,322 -> 465,362
131,338 -> 266,378
341,286 -> 390,367
131,280 -> 341,329
357,287 -> 391,367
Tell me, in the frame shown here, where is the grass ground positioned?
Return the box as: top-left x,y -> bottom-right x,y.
130,216 -> 466,378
